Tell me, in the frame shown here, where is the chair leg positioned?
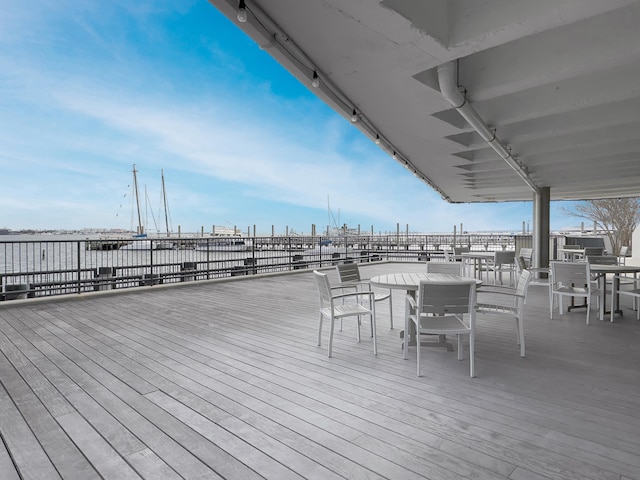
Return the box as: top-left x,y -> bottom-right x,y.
403,305 -> 410,360
389,292 -> 394,329
416,329 -> 421,377
517,313 -> 525,357
586,297 -> 590,325
327,318 -> 335,357
317,313 -> 323,346
457,334 -> 464,360
469,331 -> 475,378
371,310 -> 377,356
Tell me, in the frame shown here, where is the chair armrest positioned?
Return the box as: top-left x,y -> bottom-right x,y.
333,283 -> 358,291
477,285 -> 516,294
477,290 -> 525,300
331,291 -> 375,301
405,293 -> 417,309
477,291 -> 527,304
336,280 -> 371,289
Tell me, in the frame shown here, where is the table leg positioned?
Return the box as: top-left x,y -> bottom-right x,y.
610,275 -> 623,322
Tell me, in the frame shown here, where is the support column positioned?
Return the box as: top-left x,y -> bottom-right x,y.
533,187 -> 550,271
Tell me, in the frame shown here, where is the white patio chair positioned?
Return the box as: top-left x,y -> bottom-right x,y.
618,246 -> 629,266
614,281 -> 640,321
486,250 -> 516,285
336,263 -> 393,329
549,261 -> 598,325
313,270 -> 377,357
453,246 -> 470,274
519,248 -> 533,268
611,247 -> 637,307
476,269 -> 532,357
425,261 -> 463,275
453,246 -> 470,257
404,279 -> 477,377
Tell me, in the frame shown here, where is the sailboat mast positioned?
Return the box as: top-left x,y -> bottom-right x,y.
161,169 -> 170,237
132,164 -> 143,235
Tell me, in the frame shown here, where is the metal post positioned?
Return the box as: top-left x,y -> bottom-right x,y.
76,241 -> 81,294
533,187 -> 550,272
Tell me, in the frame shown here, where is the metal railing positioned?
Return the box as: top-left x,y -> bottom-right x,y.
0,233 -> 524,301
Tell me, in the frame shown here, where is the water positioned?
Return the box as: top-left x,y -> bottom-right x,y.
0,232 -> 522,298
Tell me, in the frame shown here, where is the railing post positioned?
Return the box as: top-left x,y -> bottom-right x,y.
150,243 -> 154,284
76,241 -> 81,294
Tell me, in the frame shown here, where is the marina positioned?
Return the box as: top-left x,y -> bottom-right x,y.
1,233 -> 529,301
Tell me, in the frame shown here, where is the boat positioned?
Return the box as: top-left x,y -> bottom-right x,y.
120,166 -> 176,251
304,243 -> 354,255
195,236 -> 251,252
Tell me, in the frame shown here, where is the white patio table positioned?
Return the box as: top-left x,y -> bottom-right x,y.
589,264 -> 640,321
370,272 -> 481,347
460,251 -> 495,279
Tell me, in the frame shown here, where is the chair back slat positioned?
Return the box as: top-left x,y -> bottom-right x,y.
515,269 -> 532,298
551,261 -> 590,287
587,255 -> 618,265
453,246 -> 470,256
494,250 -> 515,265
336,263 -> 361,283
425,262 -> 463,275
313,270 -> 333,303
582,247 -> 604,257
519,247 -> 533,263
417,281 -> 475,316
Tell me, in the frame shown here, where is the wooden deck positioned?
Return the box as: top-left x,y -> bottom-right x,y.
0,262 -> 639,480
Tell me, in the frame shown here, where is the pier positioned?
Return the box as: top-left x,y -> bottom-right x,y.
1,233 -> 531,301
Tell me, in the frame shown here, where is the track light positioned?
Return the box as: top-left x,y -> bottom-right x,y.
311,71 -> 320,88
237,0 -> 247,22
375,134 -> 380,145
351,109 -> 358,123
392,151 -> 397,160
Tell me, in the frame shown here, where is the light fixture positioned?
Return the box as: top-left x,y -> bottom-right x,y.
350,109 -> 358,123
392,151 -> 397,160
237,0 -> 247,22
375,134 -> 380,145
311,71 -> 320,88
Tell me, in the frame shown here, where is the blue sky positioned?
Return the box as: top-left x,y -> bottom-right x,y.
0,0 -> 581,235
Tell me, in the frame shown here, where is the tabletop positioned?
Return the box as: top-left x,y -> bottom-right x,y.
460,251 -> 496,259
370,272 -> 481,291
589,264 -> 640,274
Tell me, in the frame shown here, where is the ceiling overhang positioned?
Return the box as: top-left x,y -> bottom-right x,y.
208,0 -> 640,203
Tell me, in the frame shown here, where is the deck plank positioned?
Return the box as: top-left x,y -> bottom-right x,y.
0,263 -> 639,480
0,357 -> 62,480
0,432 -> 20,480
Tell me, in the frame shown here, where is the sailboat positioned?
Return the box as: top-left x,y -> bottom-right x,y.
153,169 -> 175,249
120,165 -> 151,249
305,196 -> 354,254
121,165 -> 174,250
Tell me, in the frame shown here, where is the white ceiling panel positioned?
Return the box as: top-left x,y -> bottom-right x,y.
208,0 -> 640,203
